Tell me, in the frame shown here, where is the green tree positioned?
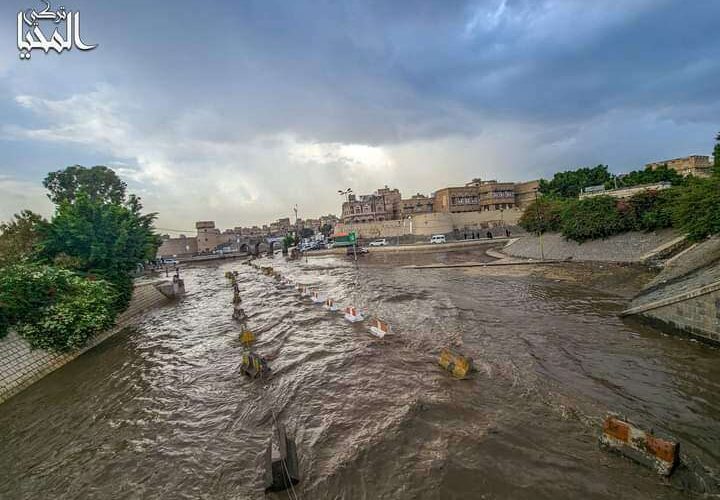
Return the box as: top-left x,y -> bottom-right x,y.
672,176 -> 720,241
518,197 -> 566,234
43,165 -> 127,205
40,192 -> 160,310
626,189 -> 675,231
713,132 -> 720,175
319,223 -> 333,237
539,165 -> 613,199
612,165 -> 684,189
560,196 -> 630,242
0,210 -> 47,267
0,263 -> 116,350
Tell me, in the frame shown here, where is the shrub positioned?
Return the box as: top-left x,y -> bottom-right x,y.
39,191 -> 159,312
672,176 -> 720,242
0,264 -> 117,350
628,189 -> 675,231
560,196 -> 630,242
518,198 -> 566,234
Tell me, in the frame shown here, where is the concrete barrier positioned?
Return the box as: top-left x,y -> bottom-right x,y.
438,349 -> 474,379
599,415 -> 679,476
368,318 -> 391,338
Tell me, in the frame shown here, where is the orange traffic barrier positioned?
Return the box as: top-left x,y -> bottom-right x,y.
600,415 -> 679,476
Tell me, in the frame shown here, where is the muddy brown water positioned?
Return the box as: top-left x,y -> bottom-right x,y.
1,251 -> 719,499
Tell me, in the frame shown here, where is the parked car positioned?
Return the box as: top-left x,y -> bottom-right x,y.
369,239 -> 389,247
430,234 -> 447,244
346,245 -> 369,256
161,258 -> 179,265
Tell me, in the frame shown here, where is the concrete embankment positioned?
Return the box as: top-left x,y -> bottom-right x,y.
503,229 -> 684,263
0,280 -> 180,405
622,236 -> 720,344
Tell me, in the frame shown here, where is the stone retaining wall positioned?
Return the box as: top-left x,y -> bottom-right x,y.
623,236 -> 720,344
503,229 -> 680,263
635,286 -> 720,344
0,281 -> 173,405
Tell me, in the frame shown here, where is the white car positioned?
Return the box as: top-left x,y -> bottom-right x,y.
369,239 -> 389,247
430,235 -> 446,244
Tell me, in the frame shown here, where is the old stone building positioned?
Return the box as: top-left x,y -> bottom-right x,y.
269,217 -> 292,236
401,194 -> 434,217
513,180 -> 541,208
341,186 -> 401,223
434,180 -> 517,213
645,155 -> 712,177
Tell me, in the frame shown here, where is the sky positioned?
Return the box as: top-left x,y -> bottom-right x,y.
1,0 -> 718,233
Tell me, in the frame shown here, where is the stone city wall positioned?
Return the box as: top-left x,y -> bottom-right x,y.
0,281 -> 175,405
335,209 -> 522,239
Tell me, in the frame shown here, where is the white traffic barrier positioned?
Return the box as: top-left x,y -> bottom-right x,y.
301,287 -> 311,297
324,298 -> 338,312
368,318 -> 391,338
343,306 -> 364,323
311,291 -> 326,304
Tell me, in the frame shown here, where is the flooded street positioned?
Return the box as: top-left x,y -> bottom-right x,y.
1,251 -> 719,499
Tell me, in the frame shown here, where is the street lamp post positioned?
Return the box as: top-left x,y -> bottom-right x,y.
338,187 -> 354,249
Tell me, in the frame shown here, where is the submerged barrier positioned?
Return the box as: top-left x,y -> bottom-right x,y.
241,351 -> 271,379
368,318 -> 391,338
438,349 -> 474,379
344,306 -> 364,323
600,415 -> 679,476
239,330 -> 256,347
237,259 -> 690,485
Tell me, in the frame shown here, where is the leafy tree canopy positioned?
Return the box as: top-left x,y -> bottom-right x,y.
39,191 -> 161,309
612,165 -> 684,189
672,176 -> 720,241
43,165 -> 127,205
0,263 -> 116,350
0,210 -> 47,267
539,165 -> 612,199
319,223 -> 333,237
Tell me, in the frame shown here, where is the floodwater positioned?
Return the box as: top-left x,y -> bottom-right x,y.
1,250 -> 719,499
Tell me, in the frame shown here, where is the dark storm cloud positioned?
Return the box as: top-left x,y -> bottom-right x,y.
1,0 -> 718,226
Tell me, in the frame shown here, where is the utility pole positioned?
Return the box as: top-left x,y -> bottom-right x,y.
534,189 -> 545,260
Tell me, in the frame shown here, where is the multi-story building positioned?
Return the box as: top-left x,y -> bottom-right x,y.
401,194 -> 435,217
645,155 -> 712,178
433,185 -> 480,213
376,186 -> 401,220
319,214 -> 339,228
269,217 -> 292,236
477,181 -> 516,211
513,180 -> 541,208
433,180 -> 517,213
341,186 -> 402,223
301,218 -> 322,232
